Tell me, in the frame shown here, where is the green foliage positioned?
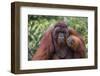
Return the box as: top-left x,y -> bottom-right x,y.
28,15 -> 88,60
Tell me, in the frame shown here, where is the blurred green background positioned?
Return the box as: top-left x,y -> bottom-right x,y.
28,15 -> 88,60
